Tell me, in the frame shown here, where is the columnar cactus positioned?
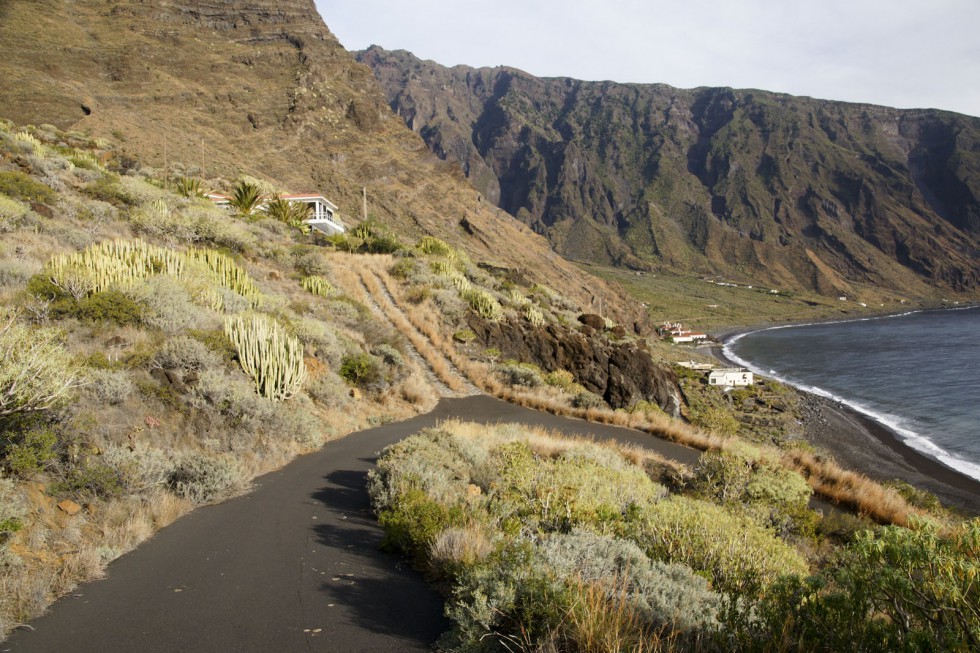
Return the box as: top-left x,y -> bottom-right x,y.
224,314 -> 306,401
523,304 -> 545,327
465,289 -> 504,322
301,275 -> 335,297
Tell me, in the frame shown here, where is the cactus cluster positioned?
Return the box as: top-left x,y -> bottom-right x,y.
523,304 -> 545,327
224,314 -> 307,401
509,289 -> 530,307
44,239 -> 260,310
187,248 -> 260,307
301,275 -> 335,297
14,132 -> 45,158
415,236 -> 456,259
464,289 -> 504,322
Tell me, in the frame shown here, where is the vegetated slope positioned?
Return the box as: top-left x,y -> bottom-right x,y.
0,0 -> 642,325
358,46 -> 980,299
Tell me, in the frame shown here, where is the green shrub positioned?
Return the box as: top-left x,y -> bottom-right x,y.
54,460 -> 123,500
543,369 -> 575,391
0,194 -> 30,227
742,518 -> 980,651
339,352 -> 382,387
101,443 -> 173,494
0,471 -> 27,548
452,329 -> 476,344
377,488 -> 467,563
628,495 -> 810,596
82,173 -> 133,205
72,289 -> 144,326
0,170 -> 57,203
692,406 -> 740,437
688,451 -> 815,537
388,257 -> 419,280
404,285 -> 431,304
370,343 -> 404,369
4,427 -> 58,478
154,336 -> 222,373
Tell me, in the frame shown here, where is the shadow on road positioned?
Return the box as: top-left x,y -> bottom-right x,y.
309,468 -> 451,644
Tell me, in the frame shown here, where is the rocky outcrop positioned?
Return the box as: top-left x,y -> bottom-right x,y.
468,317 -> 682,416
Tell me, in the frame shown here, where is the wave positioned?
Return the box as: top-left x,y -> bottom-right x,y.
723,336 -> 980,482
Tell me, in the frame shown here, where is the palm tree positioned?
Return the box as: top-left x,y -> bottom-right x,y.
262,195 -> 311,227
229,180 -> 262,217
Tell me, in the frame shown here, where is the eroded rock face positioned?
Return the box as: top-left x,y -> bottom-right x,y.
469,316 -> 682,416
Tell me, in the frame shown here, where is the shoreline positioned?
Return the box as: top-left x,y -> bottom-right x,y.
708,322 -> 980,517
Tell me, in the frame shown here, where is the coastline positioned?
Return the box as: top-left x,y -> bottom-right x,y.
708,323 -> 980,517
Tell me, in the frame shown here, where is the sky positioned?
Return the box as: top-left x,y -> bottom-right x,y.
316,0 -> 980,118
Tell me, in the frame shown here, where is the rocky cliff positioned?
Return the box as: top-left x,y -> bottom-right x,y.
358,46 -> 980,298
467,317 -> 682,415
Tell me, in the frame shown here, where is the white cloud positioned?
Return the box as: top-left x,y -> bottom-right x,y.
317,0 -> 980,116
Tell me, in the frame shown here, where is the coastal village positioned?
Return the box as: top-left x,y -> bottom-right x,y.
660,321 -> 755,387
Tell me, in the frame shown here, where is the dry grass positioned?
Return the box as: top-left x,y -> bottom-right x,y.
561,575 -> 682,653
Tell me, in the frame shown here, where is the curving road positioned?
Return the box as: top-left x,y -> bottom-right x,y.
3,396 -> 701,653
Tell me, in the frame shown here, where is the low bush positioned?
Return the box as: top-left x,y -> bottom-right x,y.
627,495 -> 810,596
167,453 -> 247,505
87,368 -> 136,405
154,336 -> 223,373
0,170 -> 57,203
496,361 -> 544,388
72,290 -> 144,326
571,390 -> 605,410
0,312 -> 82,419
3,426 -> 58,478
339,352 -> 384,389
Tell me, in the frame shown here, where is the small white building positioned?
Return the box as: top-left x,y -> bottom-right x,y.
208,192 -> 346,236
708,368 -> 754,387
280,193 -> 345,236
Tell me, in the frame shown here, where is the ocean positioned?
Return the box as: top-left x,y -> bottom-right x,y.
725,307 -> 980,482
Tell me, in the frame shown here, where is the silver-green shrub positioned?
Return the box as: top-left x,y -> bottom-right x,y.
167,453 -> 247,505
153,336 -> 222,373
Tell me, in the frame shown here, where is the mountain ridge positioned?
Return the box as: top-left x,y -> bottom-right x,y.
357,45 -> 980,298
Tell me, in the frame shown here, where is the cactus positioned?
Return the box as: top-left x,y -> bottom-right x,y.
187,248 -> 260,307
509,289 -> 530,307
43,239 -> 260,309
465,289 -> 504,322
224,314 -> 307,401
14,132 -> 46,158
301,275 -> 335,297
523,304 -> 545,327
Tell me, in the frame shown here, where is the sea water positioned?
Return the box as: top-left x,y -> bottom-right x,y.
725,307 -> 980,482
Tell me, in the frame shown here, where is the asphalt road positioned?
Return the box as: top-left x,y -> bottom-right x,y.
3,395 -> 701,653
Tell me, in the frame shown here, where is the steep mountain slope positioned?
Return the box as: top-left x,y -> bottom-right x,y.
0,0 -> 641,323
358,46 -> 980,297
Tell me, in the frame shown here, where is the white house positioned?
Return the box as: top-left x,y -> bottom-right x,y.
208,192 -> 346,236
281,193 -> 345,236
708,368 -> 754,387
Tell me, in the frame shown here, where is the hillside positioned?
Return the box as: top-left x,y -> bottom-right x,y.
357,46 -> 980,299
0,0 -> 643,325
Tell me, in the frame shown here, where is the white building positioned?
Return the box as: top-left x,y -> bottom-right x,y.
708,368 -> 754,387
280,193 -> 345,236
209,192 -> 346,236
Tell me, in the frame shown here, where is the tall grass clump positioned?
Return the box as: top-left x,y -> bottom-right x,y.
224,314 -> 307,401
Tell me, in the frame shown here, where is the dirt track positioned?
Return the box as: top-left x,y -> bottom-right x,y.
3,396 -> 701,653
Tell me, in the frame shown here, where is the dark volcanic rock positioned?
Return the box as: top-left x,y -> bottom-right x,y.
577,313 -> 606,331
469,316 -> 681,416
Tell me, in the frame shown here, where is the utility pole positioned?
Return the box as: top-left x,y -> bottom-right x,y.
362,186 -> 368,221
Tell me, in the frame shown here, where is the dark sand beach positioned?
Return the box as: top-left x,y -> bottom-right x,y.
709,333 -> 980,517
